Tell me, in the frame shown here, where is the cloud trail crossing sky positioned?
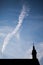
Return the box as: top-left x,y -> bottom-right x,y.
0,1 -> 43,65
1,5 -> 29,53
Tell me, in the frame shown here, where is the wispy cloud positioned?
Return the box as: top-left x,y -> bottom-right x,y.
0,32 -> 5,37
0,26 -> 13,33
36,42 -> 43,60
24,47 -> 32,59
1,5 -> 29,53
24,42 -> 43,60
15,32 -> 20,40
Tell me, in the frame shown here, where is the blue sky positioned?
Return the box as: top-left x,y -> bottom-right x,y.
0,0 -> 43,64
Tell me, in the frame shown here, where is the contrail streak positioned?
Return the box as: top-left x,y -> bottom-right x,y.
1,5 -> 29,53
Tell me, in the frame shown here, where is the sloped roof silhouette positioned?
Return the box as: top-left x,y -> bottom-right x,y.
0,44 -> 40,65
16,44 -> 40,65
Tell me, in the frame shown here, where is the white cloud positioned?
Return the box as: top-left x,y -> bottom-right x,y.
1,5 -> 29,53
15,32 -> 20,40
24,47 -> 32,59
0,32 -> 5,37
24,42 -> 43,60
36,42 -> 43,60
0,26 -> 13,33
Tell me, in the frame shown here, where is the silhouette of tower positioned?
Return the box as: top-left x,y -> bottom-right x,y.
32,43 -> 37,59
31,43 -> 40,65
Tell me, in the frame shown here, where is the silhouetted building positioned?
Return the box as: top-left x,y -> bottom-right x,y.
0,44 -> 40,65
32,44 -> 37,59
14,44 -> 40,65
31,44 -> 40,65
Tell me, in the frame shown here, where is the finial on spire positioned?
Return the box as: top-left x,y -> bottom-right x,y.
33,42 -> 35,50
33,42 -> 34,46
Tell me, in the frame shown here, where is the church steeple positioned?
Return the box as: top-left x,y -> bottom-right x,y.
32,43 -> 37,59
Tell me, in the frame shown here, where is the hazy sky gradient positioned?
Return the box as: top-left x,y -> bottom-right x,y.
0,0 -> 43,64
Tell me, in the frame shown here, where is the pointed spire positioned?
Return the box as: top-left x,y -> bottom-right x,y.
33,42 -> 34,46
33,42 -> 35,50
32,42 -> 37,59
